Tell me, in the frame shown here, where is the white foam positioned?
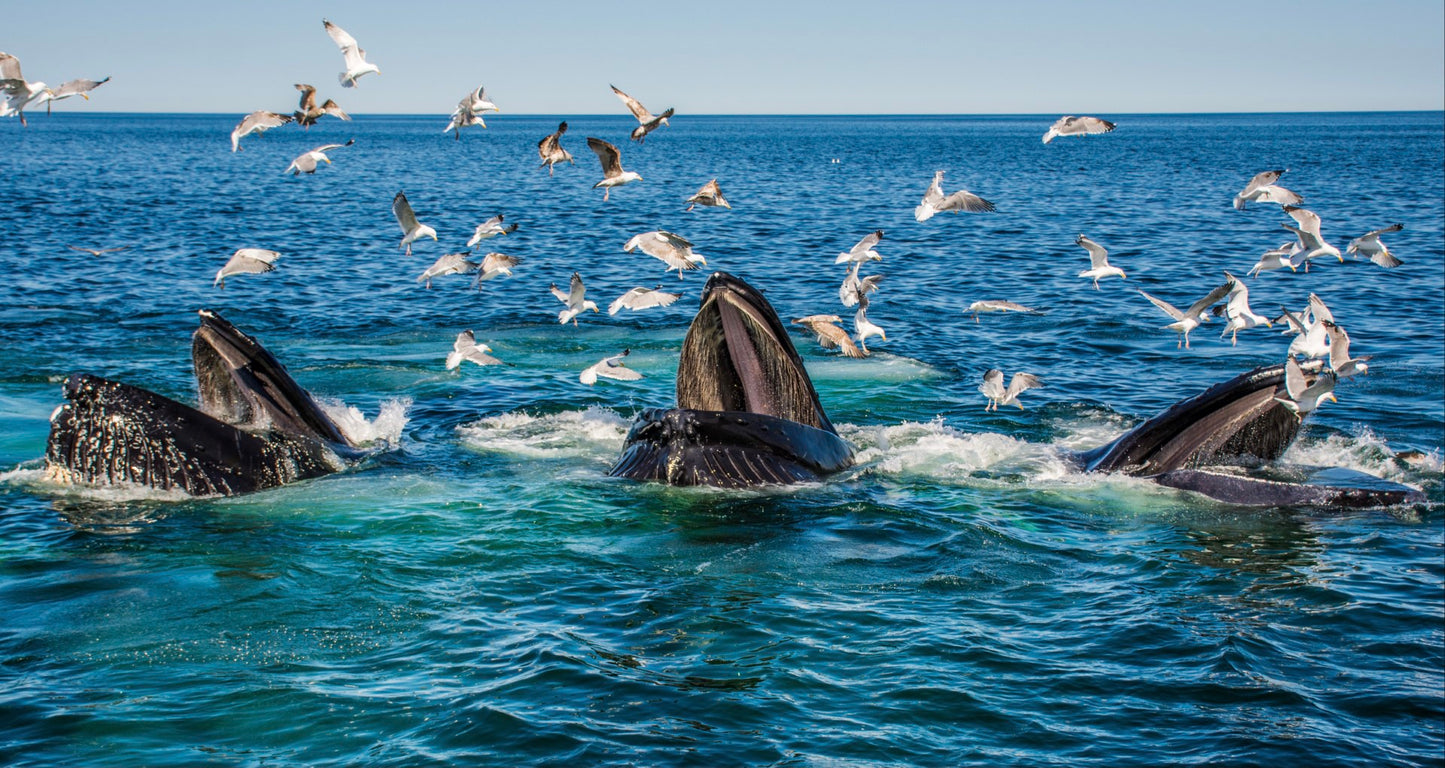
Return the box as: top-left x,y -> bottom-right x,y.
1284,427 -> 1444,484
319,397 -> 411,447
2,465 -> 196,502
458,407 -> 630,460
840,418 -> 1076,482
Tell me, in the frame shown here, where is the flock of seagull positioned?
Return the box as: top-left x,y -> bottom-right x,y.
12,19 -> 1408,406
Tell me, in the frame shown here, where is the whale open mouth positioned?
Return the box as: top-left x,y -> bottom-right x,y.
677,272 -> 834,433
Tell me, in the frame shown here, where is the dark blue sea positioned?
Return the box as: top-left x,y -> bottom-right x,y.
1,112 -> 1442,766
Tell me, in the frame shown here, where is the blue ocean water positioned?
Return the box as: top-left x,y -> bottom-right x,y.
1,112 -> 1442,766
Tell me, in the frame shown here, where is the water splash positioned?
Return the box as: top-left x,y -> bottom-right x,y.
458,407 -> 630,460
1284,427 -> 1444,486
319,397 -> 412,447
841,418 -> 1076,482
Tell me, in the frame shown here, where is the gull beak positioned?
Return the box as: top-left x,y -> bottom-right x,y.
1015,402 -> 1024,410
1326,393 -> 1339,403
323,158 -> 332,164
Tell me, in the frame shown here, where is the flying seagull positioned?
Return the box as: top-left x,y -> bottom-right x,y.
324,19 -> 380,88
965,300 -> 1038,322
587,137 -> 642,201
686,179 -> 731,211
214,248 -> 279,288
551,272 -> 599,326
1322,320 -> 1370,379
1247,241 -> 1304,277
836,230 -> 884,265
1138,280 -> 1232,349
1275,356 -> 1337,420
446,330 -> 504,369
608,286 -> 681,315
392,191 -> 437,256
1041,115 -> 1115,144
1233,169 -> 1303,210
467,215 -> 518,247
839,262 -> 883,307
793,315 -> 866,358
1346,223 -> 1403,268
444,85 -> 498,139
980,369 -> 1043,411
67,245 -> 128,257
1217,271 -> 1272,345
581,349 -> 644,386
231,110 -> 293,152
610,85 -> 673,143
1076,234 -> 1126,288
537,121 -> 574,175
854,291 -> 887,354
1281,206 -> 1342,271
624,231 -> 705,277
283,138 -> 354,174
914,170 -> 995,222
293,84 -> 350,128
417,252 -> 478,288
1,52 -> 109,126
476,252 -> 521,285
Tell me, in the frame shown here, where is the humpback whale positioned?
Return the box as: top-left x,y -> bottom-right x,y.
608,272 -> 855,487
1073,363 -> 1424,507
44,311 -> 358,497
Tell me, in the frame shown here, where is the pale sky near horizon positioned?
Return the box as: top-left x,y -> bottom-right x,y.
6,1 -> 1443,115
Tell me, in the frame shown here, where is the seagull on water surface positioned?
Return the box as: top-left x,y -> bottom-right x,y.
214,248 -> 279,288
587,137 -> 642,202
324,19 -> 380,88
914,171 -> 995,222
1041,115 -> 1115,144
392,191 -> 437,256
980,370 -> 1043,411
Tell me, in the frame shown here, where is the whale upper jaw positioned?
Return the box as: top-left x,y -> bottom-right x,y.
610,271 -> 855,487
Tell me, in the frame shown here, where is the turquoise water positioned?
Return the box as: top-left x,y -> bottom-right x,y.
1,112 -> 1442,766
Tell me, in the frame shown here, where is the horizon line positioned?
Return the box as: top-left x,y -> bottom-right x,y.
27,108 -> 1445,118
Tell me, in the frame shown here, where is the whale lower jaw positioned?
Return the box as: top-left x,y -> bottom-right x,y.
45,374 -> 340,497
608,408 -> 854,488
1152,468 -> 1425,508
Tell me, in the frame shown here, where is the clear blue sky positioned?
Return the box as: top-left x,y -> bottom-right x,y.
8,1 -> 1443,115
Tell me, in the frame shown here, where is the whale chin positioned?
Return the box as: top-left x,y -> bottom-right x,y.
44,311 -> 355,497
609,271 -> 854,487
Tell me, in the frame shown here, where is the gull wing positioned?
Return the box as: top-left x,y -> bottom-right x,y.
50,77 -> 109,100
539,122 -> 567,154
295,84 -> 317,110
851,230 -> 883,254
1184,281 -> 1233,320
392,192 -> 420,233
940,189 -> 996,213
795,316 -> 864,358
1326,322 -> 1353,368
1283,356 -> 1307,401
568,272 -> 587,306
1076,235 -> 1109,268
320,99 -> 350,120
1006,372 -> 1043,400
1239,169 -> 1284,197
1139,290 -> 1184,321
587,137 -> 623,177
1357,222 -> 1404,242
1074,116 -> 1116,134
1307,293 -> 1334,325
657,231 -> 694,251
980,369 -> 1005,398
1283,205 -> 1324,241
324,20 -> 369,70
0,53 -> 22,81
610,85 -> 653,123
1254,185 -> 1302,206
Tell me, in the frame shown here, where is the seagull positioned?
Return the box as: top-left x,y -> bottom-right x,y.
467,215 -> 518,247
839,262 -> 883,307
1281,206 -> 1342,271
551,272 -> 599,326
610,85 -> 673,143
1233,169 -> 1303,210
980,369 -> 1043,411
283,138 -> 354,174
965,300 -> 1037,322
581,349 -> 644,385
417,252 -> 478,288
854,292 -> 887,354
836,230 -> 884,265
686,179 -> 731,211
1041,115 -> 1116,144
293,84 -> 350,128
1077,234 -> 1126,288
587,137 -> 642,201
476,252 -> 521,285
1280,306 -> 1331,361
1275,356 -> 1337,420
392,191 -> 437,256
67,245 -> 128,256
1247,241 -> 1304,277
1347,223 -> 1404,268
1218,271 -> 1272,345
444,85 -> 498,139
214,248 -> 279,288
624,231 -> 706,277
537,121 -> 574,175
1138,280 -> 1232,349
0,52 -> 108,126
1322,320 -> 1370,379
446,330 -> 504,369
608,286 -> 681,315
913,170 -> 996,222
793,315 -> 866,358
231,110 -> 293,152
324,19 -> 380,88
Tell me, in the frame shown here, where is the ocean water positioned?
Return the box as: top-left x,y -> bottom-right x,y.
1,112 -> 1442,766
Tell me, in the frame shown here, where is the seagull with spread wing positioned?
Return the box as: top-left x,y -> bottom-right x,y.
980,370 -> 1043,411
1217,272 -> 1272,345
587,137 -> 642,201
1076,234 -> 1126,289
392,191 -> 437,256
444,85 -> 498,139
476,252 -> 521,286
1346,223 -> 1404,268
836,230 -> 884,265
467,215 -> 517,247
914,171 -> 996,222
67,245 -> 128,257
446,330 -> 504,369
214,248 -> 280,288
686,179 -> 731,211
610,85 -> 673,143
793,315 -> 866,359
1275,356 -> 1337,420
581,349 -> 643,386
552,272 -> 599,326
624,231 -> 706,277
417,253 -> 478,289
1042,115 -> 1115,144
609,286 -> 681,315
537,121 -> 574,175
1138,279 -> 1232,349
1232,169 -> 1303,210
231,110 -> 294,152
324,19 -> 380,88
283,138 -> 354,174
1281,206 -> 1342,271
1,52 -> 109,126
293,84 -> 350,128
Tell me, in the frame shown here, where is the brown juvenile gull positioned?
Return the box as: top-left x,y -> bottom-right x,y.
1041,115 -> 1115,144
538,121 -> 574,175
324,19 -> 380,88
476,252 -> 521,286
686,179 -> 731,211
588,137 -> 642,202
214,248 -> 280,288
293,84 -> 350,128
793,315 -> 866,358
914,170 -> 995,222
611,85 -> 674,143
231,110 -> 294,152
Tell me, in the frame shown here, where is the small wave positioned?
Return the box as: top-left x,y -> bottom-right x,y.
1284,427 -> 1443,485
457,407 -> 630,460
2,464 -> 196,503
841,418 -> 1076,482
319,397 -> 411,447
